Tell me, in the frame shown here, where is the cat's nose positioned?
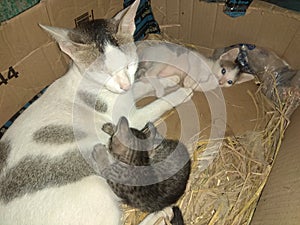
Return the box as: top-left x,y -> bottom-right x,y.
120,82 -> 131,91
113,73 -> 131,91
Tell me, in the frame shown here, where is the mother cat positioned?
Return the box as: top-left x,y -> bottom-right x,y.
0,0 -> 192,224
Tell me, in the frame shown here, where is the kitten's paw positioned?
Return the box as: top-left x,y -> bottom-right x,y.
162,87 -> 193,106
145,75 -> 180,89
160,75 -> 180,86
184,75 -> 219,92
155,76 -> 181,98
183,76 -> 197,89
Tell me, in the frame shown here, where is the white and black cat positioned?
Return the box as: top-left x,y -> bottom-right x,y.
92,117 -> 190,218
0,0 -> 193,224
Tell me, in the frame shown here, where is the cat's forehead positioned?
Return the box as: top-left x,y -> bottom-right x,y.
69,19 -> 118,53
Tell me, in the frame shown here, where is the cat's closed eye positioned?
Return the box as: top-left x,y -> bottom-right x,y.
126,63 -> 137,76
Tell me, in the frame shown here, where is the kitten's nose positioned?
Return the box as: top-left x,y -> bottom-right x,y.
218,76 -> 226,85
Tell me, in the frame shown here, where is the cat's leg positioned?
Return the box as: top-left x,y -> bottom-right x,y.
130,87 -> 193,129
133,75 -> 181,100
138,207 -> 174,225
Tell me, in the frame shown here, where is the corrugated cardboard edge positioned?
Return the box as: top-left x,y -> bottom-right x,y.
251,107 -> 300,225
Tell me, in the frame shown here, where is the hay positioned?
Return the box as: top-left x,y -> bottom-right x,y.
121,35 -> 299,224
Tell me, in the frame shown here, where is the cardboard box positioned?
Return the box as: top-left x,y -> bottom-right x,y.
0,0 -> 299,224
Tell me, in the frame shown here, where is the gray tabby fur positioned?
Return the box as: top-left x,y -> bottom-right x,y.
92,117 -> 191,214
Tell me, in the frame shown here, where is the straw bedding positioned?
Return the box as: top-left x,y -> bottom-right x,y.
122,34 -> 300,225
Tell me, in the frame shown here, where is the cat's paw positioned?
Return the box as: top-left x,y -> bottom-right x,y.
162,87 -> 193,106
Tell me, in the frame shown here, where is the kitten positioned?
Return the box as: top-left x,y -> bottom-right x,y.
93,117 -> 191,216
135,41 -> 247,97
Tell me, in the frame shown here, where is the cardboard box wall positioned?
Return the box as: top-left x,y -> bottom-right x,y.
0,0 -> 299,224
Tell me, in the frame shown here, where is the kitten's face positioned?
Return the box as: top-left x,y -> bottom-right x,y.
211,47 -> 240,87
212,60 -> 239,87
40,0 -> 140,93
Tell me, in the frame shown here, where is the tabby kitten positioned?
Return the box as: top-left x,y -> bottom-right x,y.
92,117 -> 191,213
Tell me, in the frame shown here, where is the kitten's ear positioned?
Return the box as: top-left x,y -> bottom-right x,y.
144,122 -> 157,139
116,117 -> 130,135
113,0 -> 140,36
235,73 -> 254,84
102,123 -> 116,136
220,48 -> 239,61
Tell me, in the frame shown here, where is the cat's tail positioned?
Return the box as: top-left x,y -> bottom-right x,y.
170,206 -> 185,225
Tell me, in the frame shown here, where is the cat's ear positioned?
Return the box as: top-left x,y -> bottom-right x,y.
144,122 -> 157,139
220,48 -> 239,61
40,24 -> 74,56
39,24 -> 93,63
113,0 -> 140,36
235,73 -> 254,84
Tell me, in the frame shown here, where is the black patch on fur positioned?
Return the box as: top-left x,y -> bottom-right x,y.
78,91 -> 108,113
0,141 -> 10,172
69,19 -> 119,53
0,150 -> 95,203
33,125 -> 86,145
